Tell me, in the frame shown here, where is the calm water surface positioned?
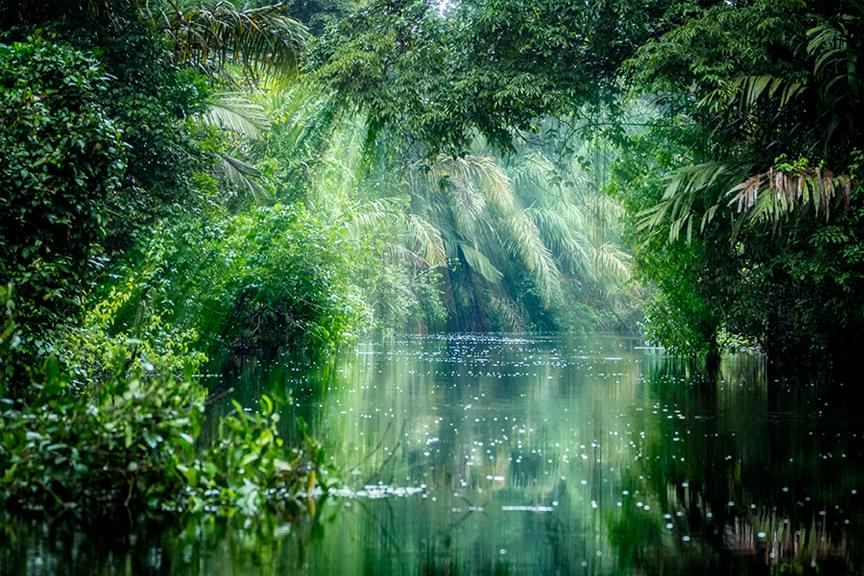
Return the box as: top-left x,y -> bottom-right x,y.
3,333 -> 864,575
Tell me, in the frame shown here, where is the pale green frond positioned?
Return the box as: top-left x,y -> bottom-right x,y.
346,198 -> 445,269
506,212 -> 562,306
442,175 -> 486,227
488,295 -> 527,332
507,150 -> 556,192
215,153 -> 267,202
589,242 -> 632,284
429,155 -> 516,214
458,243 -> 503,283
383,243 -> 428,269
526,208 -> 591,277
557,201 -> 588,233
200,91 -> 271,139
405,214 -> 447,267
347,198 -> 403,234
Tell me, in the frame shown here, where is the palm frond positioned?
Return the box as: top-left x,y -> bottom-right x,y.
215,153 -> 267,201
507,150 -> 556,192
155,1 -> 308,81
703,75 -> 806,111
405,214 -> 447,267
589,242 -> 632,284
807,15 -> 861,122
346,198 -> 404,233
506,212 -> 562,306
382,243 -> 427,269
526,207 -> 591,277
427,155 -> 516,214
729,166 -> 852,223
638,162 -> 747,243
199,91 -> 271,139
347,199 -> 445,269
458,243 -> 503,283
488,295 -> 527,332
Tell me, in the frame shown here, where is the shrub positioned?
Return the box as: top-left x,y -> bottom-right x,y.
0,36 -> 125,327
0,318 -> 327,517
100,204 -> 361,358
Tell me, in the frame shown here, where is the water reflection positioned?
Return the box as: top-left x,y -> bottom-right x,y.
2,334 -> 864,575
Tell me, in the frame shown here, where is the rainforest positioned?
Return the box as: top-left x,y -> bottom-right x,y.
1,0 -> 863,574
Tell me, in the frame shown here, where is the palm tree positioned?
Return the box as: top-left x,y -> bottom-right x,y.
253,80 -> 637,332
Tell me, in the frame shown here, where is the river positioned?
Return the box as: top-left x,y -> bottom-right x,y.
2,334 -> 863,575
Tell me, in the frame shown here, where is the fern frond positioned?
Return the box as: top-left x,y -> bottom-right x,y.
506,212 -> 562,306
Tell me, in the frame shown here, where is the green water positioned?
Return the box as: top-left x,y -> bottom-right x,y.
3,334 -> 864,575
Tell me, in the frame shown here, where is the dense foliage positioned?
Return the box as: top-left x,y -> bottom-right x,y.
311,0 -> 679,152
102,203 -> 360,357
0,2 -> 340,517
0,38 -> 125,330
621,0 -> 864,362
310,0 -> 863,364
3,0 -> 861,524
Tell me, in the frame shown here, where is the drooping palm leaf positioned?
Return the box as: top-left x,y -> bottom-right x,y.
458,243 -> 503,283
589,242 -> 632,284
199,91 -> 272,139
729,166 -> 852,223
427,155 -> 515,214
506,211 -> 562,306
703,74 -> 806,111
638,162 -> 749,243
153,1 -> 308,81
406,214 -> 447,267
525,207 -> 591,277
215,153 -> 268,202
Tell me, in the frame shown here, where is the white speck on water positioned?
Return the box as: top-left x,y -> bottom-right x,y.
501,505 -> 554,513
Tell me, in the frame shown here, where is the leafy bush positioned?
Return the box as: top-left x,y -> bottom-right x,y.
0,340 -> 203,513
98,204 -> 361,358
0,36 -> 125,326
70,18 -> 209,250
0,318 -> 328,517
179,398 -> 330,518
